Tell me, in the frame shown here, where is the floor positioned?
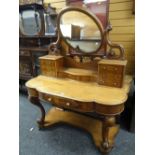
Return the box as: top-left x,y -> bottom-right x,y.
19,93 -> 135,155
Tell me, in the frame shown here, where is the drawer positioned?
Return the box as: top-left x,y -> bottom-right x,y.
53,96 -> 94,112
39,93 -> 93,112
39,93 -> 53,103
53,97 -> 79,108
99,64 -> 123,74
40,59 -> 55,65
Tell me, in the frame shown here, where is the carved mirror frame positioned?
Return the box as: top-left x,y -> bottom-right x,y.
48,6 -> 125,60
57,6 -> 105,54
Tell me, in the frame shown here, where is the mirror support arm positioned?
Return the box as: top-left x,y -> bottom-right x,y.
48,28 -> 61,55
105,23 -> 125,60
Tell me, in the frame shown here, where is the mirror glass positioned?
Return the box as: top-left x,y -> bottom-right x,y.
19,10 -> 41,35
44,14 -> 56,36
59,10 -> 102,53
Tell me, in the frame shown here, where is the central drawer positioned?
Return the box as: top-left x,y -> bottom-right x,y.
39,92 -> 94,112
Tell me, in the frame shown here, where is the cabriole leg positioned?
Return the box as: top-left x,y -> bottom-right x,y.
100,116 -> 119,154
28,96 -> 45,128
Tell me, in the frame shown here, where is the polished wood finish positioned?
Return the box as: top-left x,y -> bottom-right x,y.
26,75 -> 132,106
26,6 -> 132,154
39,55 -> 63,77
98,59 -> 127,88
28,96 -> 45,128
32,107 -> 120,153
49,6 -> 124,60
38,55 -> 127,86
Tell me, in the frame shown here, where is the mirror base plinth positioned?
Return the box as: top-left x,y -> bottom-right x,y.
38,107 -> 119,154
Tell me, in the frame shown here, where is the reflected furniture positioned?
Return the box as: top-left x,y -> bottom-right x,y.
19,3 -> 57,82
26,5 -> 132,154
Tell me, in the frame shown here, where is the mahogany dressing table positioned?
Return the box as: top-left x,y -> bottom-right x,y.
26,6 -> 132,154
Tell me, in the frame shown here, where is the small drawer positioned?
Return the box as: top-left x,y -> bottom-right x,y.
53,97 -> 80,109
53,96 -> 94,112
39,93 -> 94,112
45,60 -> 55,66
99,65 -> 123,74
39,93 -> 53,103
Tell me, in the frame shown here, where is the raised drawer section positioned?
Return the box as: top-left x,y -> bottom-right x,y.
98,60 -> 127,88
39,55 -> 63,77
98,64 -> 124,88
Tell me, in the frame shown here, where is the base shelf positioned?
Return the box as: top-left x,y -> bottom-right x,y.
40,107 -> 119,154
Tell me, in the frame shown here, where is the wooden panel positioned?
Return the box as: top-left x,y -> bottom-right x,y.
110,0 -> 131,3
52,2 -> 66,9
110,1 -> 133,11
124,49 -> 135,56
114,41 -> 134,49
109,34 -> 134,41
109,10 -> 134,19
109,0 -> 135,75
110,18 -> 134,26
110,26 -> 134,34
44,0 -> 65,3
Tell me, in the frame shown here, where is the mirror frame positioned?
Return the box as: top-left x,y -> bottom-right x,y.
57,6 -> 105,54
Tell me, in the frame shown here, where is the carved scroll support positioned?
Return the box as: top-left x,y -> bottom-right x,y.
28,96 -> 46,128
100,116 -> 119,153
48,28 -> 61,55
105,23 -> 125,60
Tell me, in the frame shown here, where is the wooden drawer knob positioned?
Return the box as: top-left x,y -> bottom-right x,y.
48,97 -> 52,101
114,68 -> 118,71
66,102 -> 70,106
113,83 -> 117,86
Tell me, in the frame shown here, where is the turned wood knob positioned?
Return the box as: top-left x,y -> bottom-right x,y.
66,102 -> 70,106
114,67 -> 118,71
48,97 -> 52,101
113,82 -> 117,86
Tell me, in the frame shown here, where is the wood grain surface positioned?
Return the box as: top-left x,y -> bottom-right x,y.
26,75 -> 132,105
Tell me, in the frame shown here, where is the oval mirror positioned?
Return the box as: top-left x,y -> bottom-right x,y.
19,10 -> 41,35
58,7 -> 104,54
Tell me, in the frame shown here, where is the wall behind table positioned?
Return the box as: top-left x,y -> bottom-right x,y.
109,0 -> 135,75
44,0 -> 135,75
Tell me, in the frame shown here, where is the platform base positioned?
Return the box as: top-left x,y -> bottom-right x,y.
38,107 -> 119,154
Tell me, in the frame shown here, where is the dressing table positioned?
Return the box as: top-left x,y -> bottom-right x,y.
26,6 -> 132,154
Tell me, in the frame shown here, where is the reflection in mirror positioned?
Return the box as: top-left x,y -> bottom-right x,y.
19,10 -> 41,35
60,10 -> 102,53
44,14 -> 56,35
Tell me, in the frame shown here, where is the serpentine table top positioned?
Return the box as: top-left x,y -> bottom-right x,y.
26,75 -> 132,106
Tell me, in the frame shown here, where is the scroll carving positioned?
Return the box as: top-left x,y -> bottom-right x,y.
105,23 -> 125,60
48,28 -> 61,55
